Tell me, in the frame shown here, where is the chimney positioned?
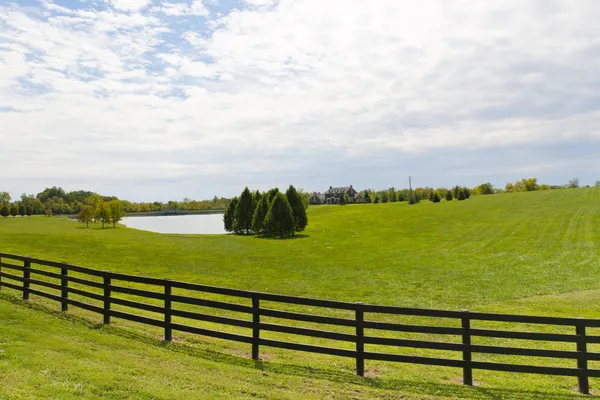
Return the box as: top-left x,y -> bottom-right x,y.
350,185 -> 353,189
329,186 -> 332,190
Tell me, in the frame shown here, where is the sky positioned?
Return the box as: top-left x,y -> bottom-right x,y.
1,0 -> 600,201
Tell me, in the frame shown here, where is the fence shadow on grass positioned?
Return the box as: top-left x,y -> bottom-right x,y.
1,293 -> 586,400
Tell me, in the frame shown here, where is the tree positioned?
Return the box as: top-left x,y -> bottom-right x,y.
223,197 -> 239,233
97,202 -> 111,229
25,205 -> 32,217
285,185 -> 308,234
374,194 -> 380,204
267,188 -> 280,203
363,190 -> 371,203
388,189 -> 397,202
0,192 -> 11,204
476,183 -> 494,195
264,192 -> 295,238
521,178 -> 539,191
463,187 -> 471,199
408,191 -> 419,204
18,205 -> 25,217
10,205 -> 17,217
77,205 -> 94,228
252,195 -> 269,235
457,188 -> 466,200
45,208 -> 53,217
568,178 -> 580,189
431,192 -> 441,203
343,193 -> 350,205
236,187 -> 254,234
595,180 -> 600,187
109,200 -> 125,228
0,205 -> 8,218
381,191 -> 389,203
445,190 -> 453,201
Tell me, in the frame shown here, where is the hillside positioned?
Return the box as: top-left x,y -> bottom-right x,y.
1,188 -> 599,309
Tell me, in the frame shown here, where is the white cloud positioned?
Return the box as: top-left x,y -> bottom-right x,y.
107,0 -> 152,12
154,0 -> 208,16
1,1 -> 600,199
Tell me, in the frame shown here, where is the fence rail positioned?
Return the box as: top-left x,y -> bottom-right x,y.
0,252 -> 597,394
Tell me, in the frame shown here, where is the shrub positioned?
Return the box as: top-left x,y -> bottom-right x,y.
431,192 -> 441,203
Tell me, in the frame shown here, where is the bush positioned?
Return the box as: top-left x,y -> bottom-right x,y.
0,205 -> 8,218
431,192 -> 441,203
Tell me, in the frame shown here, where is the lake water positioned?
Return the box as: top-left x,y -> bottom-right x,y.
121,214 -> 227,234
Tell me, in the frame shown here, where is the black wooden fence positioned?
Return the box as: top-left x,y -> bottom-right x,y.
0,251 -> 599,394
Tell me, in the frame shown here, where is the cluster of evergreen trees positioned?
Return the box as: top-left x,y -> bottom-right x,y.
224,185 -> 308,238
0,204 -> 32,218
359,186 -> 471,205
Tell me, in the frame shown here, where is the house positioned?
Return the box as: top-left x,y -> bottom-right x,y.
310,185 -> 363,204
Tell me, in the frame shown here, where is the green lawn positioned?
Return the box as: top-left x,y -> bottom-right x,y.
1,187 -> 599,398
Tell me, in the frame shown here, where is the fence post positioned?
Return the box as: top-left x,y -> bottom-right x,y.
356,302 -> 365,377
103,273 -> 111,325
252,295 -> 260,360
164,279 -> 172,341
23,259 -> 31,300
461,310 -> 473,386
576,319 -> 590,395
61,267 -> 69,312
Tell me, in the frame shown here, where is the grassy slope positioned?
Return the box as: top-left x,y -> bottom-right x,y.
1,188 -> 599,308
0,294 -> 590,400
1,188 -> 600,398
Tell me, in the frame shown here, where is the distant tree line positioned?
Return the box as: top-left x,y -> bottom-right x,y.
349,176 -> 590,207
0,186 -> 229,218
224,185 -> 308,238
357,186 -> 472,205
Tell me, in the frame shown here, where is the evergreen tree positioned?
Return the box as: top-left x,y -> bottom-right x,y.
25,205 -> 33,216
267,188 -> 280,203
464,187 -> 471,199
445,190 -> 453,201
264,192 -> 295,238
431,192 -> 441,203
0,205 -> 8,218
18,205 -> 25,217
10,205 -> 17,217
285,185 -> 308,234
457,188 -> 466,200
236,187 -> 254,234
223,197 -> 239,233
374,194 -> 380,204
253,190 -> 261,210
252,195 -> 269,235
363,190 -> 371,203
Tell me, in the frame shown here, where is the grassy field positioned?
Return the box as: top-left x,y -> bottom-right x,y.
1,187 -> 600,398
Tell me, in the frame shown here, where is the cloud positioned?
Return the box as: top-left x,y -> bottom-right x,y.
107,0 -> 152,12
153,0 -> 208,16
1,0 -> 600,200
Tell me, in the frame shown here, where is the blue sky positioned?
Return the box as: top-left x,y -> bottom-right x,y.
1,0 -> 599,201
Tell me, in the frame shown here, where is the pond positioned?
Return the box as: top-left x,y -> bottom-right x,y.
121,214 -> 227,235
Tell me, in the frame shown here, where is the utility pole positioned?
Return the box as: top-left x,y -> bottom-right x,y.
408,176 -> 412,191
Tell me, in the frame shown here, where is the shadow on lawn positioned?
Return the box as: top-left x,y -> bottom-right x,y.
253,234 -> 310,240
1,293 -> 587,400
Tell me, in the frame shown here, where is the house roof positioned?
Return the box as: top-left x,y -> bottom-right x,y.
326,186 -> 351,195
